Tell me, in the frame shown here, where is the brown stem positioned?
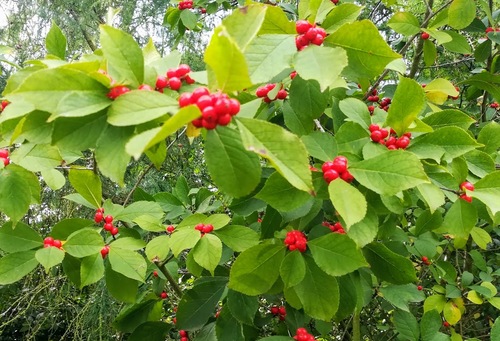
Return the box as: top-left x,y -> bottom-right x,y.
155,260 -> 183,297
123,163 -> 154,206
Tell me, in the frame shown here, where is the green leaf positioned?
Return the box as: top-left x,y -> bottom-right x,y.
108,247 -> 147,282
293,45 -> 348,91
111,237 -> 146,251
437,197 -> 476,239
205,127 -> 261,198
308,233 -> 368,276
95,125 -> 133,186
35,246 -> 65,271
289,76 -> 327,120
388,12 -> 421,36
349,150 -> 429,196
385,77 -> 426,136
347,205 -> 379,247
421,310 -> 449,341
293,255 -> 339,321
80,253 -> 105,288
170,228 -> 201,257
204,25 -> 252,92
177,277 -> 228,330
64,228 -> 104,257
259,5 -> 296,35
283,101 -> 314,136
68,168 -> 102,208
393,310 -> 420,341
448,0 -> 476,29
115,201 -> 164,223
192,234 -> 222,274
326,20 -> 401,80
215,306 -> 245,341
421,109 -> 475,130
465,150 -> 495,178
52,112 -> 107,151
363,242 -> 417,284
10,143 -> 62,172
41,169 -> 66,190
128,321 -> 171,341
45,21 -> 67,59
470,226 -> 491,250
214,225 -> 259,252
0,221 -> 42,252
443,301 -> 461,325
107,90 -> 178,126
223,4 -> 267,49
227,289 -> 260,326
236,118 -> 313,194
256,172 -> 312,212
417,183 -> 445,214
5,68 -> 110,120
0,250 -> 39,284
301,131 -> 337,162
245,34 -> 296,84
113,295 -> 163,333
228,243 -> 286,296
424,79 -> 459,105
0,164 -> 40,223
105,264 -> 138,303
472,171 -> 500,216
460,72 -> 500,102
442,31 -> 471,54
478,122 -> 500,156
328,178 -> 367,227
145,235 -> 170,262
280,250 -> 306,288
51,218 -> 94,240
380,284 -> 425,312
100,25 -> 144,87
335,122 -> 370,155
321,3 -> 362,33
180,9 -> 198,29
339,98 -> 372,129
423,40 -> 437,67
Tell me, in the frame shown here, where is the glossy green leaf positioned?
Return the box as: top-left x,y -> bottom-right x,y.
107,90 -> 178,126
443,301 -> 461,325
280,250 -> 306,288
237,118 -> 313,194
45,21 -> 66,59
227,289 -> 259,326
68,168 -> 102,208
223,4 -> 266,49
51,218 -> 94,240
35,246 -> 65,271
477,122 -> 500,156
177,277 -> 228,330
80,253 -> 104,288
363,242 -> 417,284
256,172 -> 311,212
448,0 -> 476,30
40,169 -> 66,190
170,228 -> 201,257
293,45 -> 347,91
228,243 -> 286,296
309,233 -> 367,276
192,234 -> 222,274
423,40 -> 437,67
472,171 -> 500,216
417,183 -> 445,214
388,12 -> 421,36
145,236 -> 169,263
424,79 -> 459,105
52,112 -> 107,151
335,122 -> 370,155
128,321 -> 171,341
301,131 -> 337,162
442,31 -> 471,54
215,306 -> 245,341
205,127 -> 261,198
0,221 -> 43,252
10,143 -> 62,172
322,3 -> 362,33
328,178 -> 367,227
111,237 -> 146,251
283,101 -> 314,136
380,284 -> 425,312
0,164 -> 40,223
465,150 -> 495,178
105,264 -> 138,303
326,20 -> 401,80
64,228 -> 104,257
0,250 -> 38,284
259,5 -> 295,34
422,109 -> 475,130
100,25 -> 144,87
349,150 -> 429,196
180,9 -> 198,29
214,225 -> 259,252
470,226 -> 491,250
339,98 -> 371,129
385,77 -> 426,136
460,72 -> 500,101
347,205 -> 378,247
289,76 -> 327,120
293,255 -> 339,321
394,310 -> 419,341
113,294 -> 163,333
108,247 -> 147,282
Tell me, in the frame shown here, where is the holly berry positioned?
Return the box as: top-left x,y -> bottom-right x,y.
138,84 -> 154,91
417,285 -> 423,291
421,256 -> 428,262
180,337 -> 189,341
156,76 -> 169,90
460,194 -> 473,203
166,225 -> 175,233
178,0 -> 193,9
368,105 -> 375,114
153,270 -> 158,277
290,71 -> 297,79
256,83 -> 288,103
179,330 -> 188,337
44,237 -> 54,245
0,100 -> 9,112
322,156 -> 353,184
331,0 -> 339,4
271,306 -> 279,315
52,239 -> 62,248
104,223 -> 113,231
107,85 -> 130,99
460,181 -> 474,192
295,21 -> 326,50
490,102 -> 499,109
295,20 -> 312,34
1,157 -> 9,166
104,215 -> 113,223
0,149 -> 8,158
44,237 -> 63,249
111,227 -> 119,236
94,211 -> 104,223
421,32 -> 430,40
168,77 -> 182,91
293,327 -> 315,341
101,245 -> 110,258
370,126 -> 411,150
284,230 -> 308,252
160,291 -> 168,299
443,321 -> 450,328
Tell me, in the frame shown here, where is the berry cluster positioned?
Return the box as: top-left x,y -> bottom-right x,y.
166,225 -> 176,234
369,124 -> 411,150
94,208 -> 119,236
270,305 -> 287,321
179,87 -> 240,130
459,181 -> 474,203
255,84 -> 288,103
284,230 -> 307,252
378,97 -> 391,111
293,328 -> 315,341
321,156 -> 354,184
295,20 -> 327,50
107,85 -> 131,100
322,221 -> 345,234
0,100 -> 9,112
367,89 -> 379,103
179,330 -> 189,341
157,64 -> 195,92
421,32 -> 430,40
195,223 -> 214,236
0,149 -> 10,166
44,237 -> 63,249
490,102 -> 499,109
101,245 -> 110,258
178,0 -> 193,9
421,256 -> 431,266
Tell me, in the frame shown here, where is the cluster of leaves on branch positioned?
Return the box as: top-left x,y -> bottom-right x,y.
1,0 -> 500,340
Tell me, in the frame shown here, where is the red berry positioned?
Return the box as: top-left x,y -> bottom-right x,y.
443,321 -> 450,328
305,28 -> 318,41
104,223 -> 113,231
1,157 -> 9,166
486,27 -> 494,33
167,68 -> 177,78
176,64 -> 191,78
296,20 -> 312,34
111,227 -> 119,236
368,105 -> 375,114
168,77 -> 182,91
138,84 -> 154,91
295,34 -> 309,49
370,130 -> 383,142
323,169 -> 339,183
290,71 -> 297,79
278,306 -> 286,315
228,98 -> 240,116
191,87 -> 210,103
160,291 -> 168,299
460,181 -> 474,192
340,170 -> 354,183
256,87 -> 268,98
153,270 -> 158,277
166,225 -> 175,233
104,215 -> 113,223
311,34 -> 324,45
277,89 -> 288,100
368,124 -> 380,133
460,194 -> 473,203
52,239 -> 62,248
94,211 -> 104,223
44,237 -> 54,245
196,95 -> 213,110
180,337 -> 188,341
184,75 -> 195,84
0,100 -> 9,111
0,149 -> 9,158
179,330 -> 188,337
421,256 -> 428,262
107,86 -> 130,99
421,32 -> 430,40
217,114 -> 232,126
271,306 -> 279,315
101,246 -> 110,258
178,93 -> 192,107
396,136 -> 410,149
417,285 -> 423,291
203,224 -> 214,233
331,159 -> 347,174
